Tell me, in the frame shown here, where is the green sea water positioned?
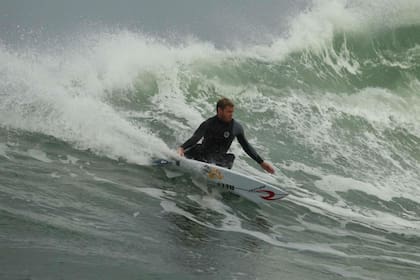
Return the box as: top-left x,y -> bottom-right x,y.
1,1 -> 420,279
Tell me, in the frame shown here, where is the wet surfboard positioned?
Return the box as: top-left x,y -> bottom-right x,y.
153,157 -> 288,204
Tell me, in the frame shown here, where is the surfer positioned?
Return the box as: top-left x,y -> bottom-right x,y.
177,97 -> 275,173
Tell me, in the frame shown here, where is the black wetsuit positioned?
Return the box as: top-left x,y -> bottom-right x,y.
180,116 -> 264,169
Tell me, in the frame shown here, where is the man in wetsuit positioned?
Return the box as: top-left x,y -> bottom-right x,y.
177,97 -> 275,174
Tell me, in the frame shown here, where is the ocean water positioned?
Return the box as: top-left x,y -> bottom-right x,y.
1,0 -> 420,279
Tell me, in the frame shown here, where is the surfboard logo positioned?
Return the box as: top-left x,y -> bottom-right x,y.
207,167 -> 224,180
248,185 -> 286,200
256,190 -> 286,200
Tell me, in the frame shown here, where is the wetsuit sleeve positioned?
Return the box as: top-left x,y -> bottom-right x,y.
180,120 -> 208,150
235,124 -> 264,164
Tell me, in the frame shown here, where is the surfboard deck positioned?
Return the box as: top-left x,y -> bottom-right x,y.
153,157 -> 288,204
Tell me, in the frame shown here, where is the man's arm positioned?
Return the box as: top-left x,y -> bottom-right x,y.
237,133 -> 264,164
236,123 -> 275,173
178,120 -> 208,155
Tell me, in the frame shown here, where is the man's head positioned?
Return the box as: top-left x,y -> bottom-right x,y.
216,97 -> 234,122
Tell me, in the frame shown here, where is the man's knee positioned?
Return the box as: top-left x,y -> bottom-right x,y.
211,153 -> 235,169
224,153 -> 235,169
184,144 -> 202,159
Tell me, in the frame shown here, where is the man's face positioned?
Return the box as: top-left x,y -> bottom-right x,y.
217,106 -> 234,122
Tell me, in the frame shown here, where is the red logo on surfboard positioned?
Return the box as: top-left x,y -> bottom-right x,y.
256,190 -> 285,200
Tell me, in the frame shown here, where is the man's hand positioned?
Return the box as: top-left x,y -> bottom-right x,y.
260,161 -> 275,174
177,147 -> 185,157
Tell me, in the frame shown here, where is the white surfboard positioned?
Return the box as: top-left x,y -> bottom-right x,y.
153,157 -> 288,204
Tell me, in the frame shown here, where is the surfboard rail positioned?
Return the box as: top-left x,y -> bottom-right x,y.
153,157 -> 288,204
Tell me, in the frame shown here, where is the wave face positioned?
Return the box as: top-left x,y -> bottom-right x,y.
1,1 -> 420,279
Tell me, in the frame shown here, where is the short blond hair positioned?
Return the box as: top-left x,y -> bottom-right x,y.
216,97 -> 234,111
